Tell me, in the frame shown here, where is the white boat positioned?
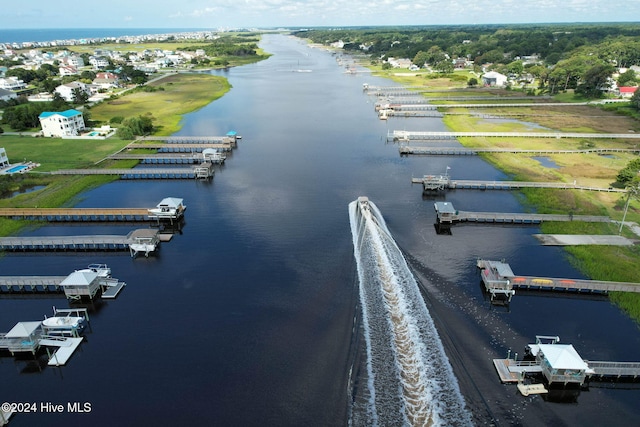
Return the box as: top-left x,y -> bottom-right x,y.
147,197 -> 186,220
42,316 -> 84,330
86,263 -> 111,277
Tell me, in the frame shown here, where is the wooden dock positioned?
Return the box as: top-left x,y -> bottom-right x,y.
0,207 -> 150,221
109,153 -> 225,164
477,259 -> 640,299
413,175 -> 625,193
434,202 -> 611,225
399,146 -> 640,156
43,337 -> 84,366
0,229 -> 161,256
127,142 -> 233,152
50,163 -> 214,179
0,276 -> 125,298
389,130 -> 640,141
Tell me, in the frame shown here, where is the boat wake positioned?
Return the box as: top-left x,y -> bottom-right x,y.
349,197 -> 472,426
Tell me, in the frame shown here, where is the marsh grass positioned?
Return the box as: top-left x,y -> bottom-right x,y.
90,73 -> 231,135
372,69 -> 640,322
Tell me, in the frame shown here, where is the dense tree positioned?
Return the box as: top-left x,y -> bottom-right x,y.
616,159 -> 640,185
72,87 -> 89,105
631,89 -> 640,111
617,69 -> 638,87
576,63 -> 616,97
115,114 -> 155,139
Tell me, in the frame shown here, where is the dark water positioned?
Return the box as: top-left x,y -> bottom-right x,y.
1,34 -> 639,426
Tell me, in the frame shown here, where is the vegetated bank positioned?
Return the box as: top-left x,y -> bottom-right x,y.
0,45 -> 264,238
360,67 -> 640,322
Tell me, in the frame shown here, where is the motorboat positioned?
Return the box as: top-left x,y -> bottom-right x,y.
42,316 -> 84,330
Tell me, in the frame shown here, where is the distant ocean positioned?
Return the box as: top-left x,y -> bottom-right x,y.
0,28 -> 210,44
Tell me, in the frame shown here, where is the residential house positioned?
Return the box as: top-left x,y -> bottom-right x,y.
0,76 -> 27,91
55,81 -> 92,102
39,109 -> 86,137
619,86 -> 638,99
0,87 -> 17,102
92,72 -> 120,89
0,148 -> 9,168
89,56 -> 109,70
481,71 -> 508,87
59,65 -> 79,76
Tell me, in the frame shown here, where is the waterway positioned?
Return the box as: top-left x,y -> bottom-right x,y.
1,34 -> 639,426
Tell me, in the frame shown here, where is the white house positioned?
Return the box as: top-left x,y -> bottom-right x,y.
59,65 -> 78,76
55,81 -> 92,102
481,71 -> 508,87
0,76 -> 27,91
0,147 -> 9,168
39,109 -> 86,137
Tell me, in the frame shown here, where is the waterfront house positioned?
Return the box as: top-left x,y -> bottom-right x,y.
39,109 -> 86,137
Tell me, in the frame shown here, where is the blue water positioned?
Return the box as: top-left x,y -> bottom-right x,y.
1,34 -> 639,426
0,28 -> 210,44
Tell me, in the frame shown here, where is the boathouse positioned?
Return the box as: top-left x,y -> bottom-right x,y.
0,321 -> 42,355
59,269 -> 101,301
528,342 -> 590,385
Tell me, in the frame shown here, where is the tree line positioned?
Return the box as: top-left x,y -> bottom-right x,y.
294,24 -> 640,98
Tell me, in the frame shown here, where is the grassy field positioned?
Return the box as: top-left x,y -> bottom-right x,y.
366,66 -> 640,322
0,71 -> 234,238
89,73 -> 231,135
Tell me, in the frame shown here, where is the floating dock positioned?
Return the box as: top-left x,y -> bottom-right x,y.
477,259 -> 640,303
413,174 -> 625,193
42,337 -> 84,366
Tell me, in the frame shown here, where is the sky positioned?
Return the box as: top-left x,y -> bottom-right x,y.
5,0 -> 639,29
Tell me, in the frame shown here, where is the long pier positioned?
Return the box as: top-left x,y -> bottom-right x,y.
50,164 -> 214,179
399,146 -> 640,156
0,207 -> 151,221
109,152 -> 225,164
434,202 -> 610,225
127,142 -> 233,152
0,229 -> 161,256
412,174 -> 625,193
477,259 -> 640,303
389,130 -> 640,141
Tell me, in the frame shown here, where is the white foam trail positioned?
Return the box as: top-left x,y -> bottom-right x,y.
349,197 -> 472,426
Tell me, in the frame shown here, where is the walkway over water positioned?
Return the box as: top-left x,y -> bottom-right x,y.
434,202 -> 610,225
0,207 -> 151,221
389,130 -> 640,141
50,164 -> 214,179
0,229 -> 161,257
412,174 -> 625,193
109,153 -> 225,164
477,259 -> 640,303
127,142 -> 233,151
400,146 -> 640,156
